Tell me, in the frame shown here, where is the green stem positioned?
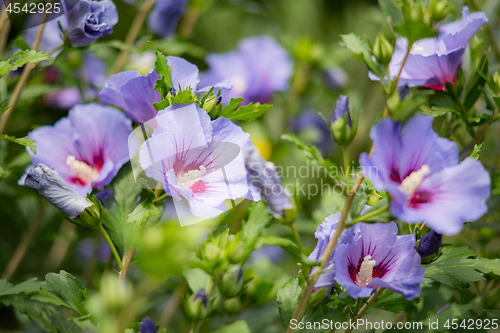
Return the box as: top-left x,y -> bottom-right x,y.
344,288 -> 385,333
154,192 -> 168,203
289,224 -> 303,253
447,85 -> 475,137
341,147 -> 350,192
98,223 -> 123,270
346,205 -> 389,226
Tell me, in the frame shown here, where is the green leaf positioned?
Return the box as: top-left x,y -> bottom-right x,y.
102,166 -> 142,251
470,143 -> 483,160
212,321 -> 251,333
373,289 -> 416,313
297,308 -> 347,333
170,89 -> 196,105
340,33 -> 383,78
151,46 -> 173,98
393,3 -> 437,44
45,271 -> 89,317
0,278 -> 42,297
277,278 -> 302,329
127,194 -> 159,224
425,246 -> 500,288
0,134 -> 36,153
429,106 -> 459,118
183,268 -> 213,293
222,102 -> 271,121
0,49 -> 53,78
31,288 -> 73,310
349,192 -> 369,219
491,171 -> 500,196
240,201 -> 272,253
153,98 -> 171,111
464,54 -> 488,111
358,198 -> 391,223
378,0 -> 403,25
218,97 -> 244,117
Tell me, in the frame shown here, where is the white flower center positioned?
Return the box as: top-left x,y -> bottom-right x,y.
177,165 -> 206,188
66,155 -> 99,184
398,165 -> 430,198
230,75 -> 248,95
411,44 -> 429,57
356,255 -> 377,287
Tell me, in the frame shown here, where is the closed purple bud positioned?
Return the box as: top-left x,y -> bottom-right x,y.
398,85 -> 410,100
193,289 -> 208,307
244,148 -> 293,218
216,96 -> 222,105
418,231 -> 442,257
332,95 -> 351,127
66,0 -> 118,47
24,164 -> 92,218
94,187 -> 114,208
169,87 -> 177,97
139,317 -> 157,333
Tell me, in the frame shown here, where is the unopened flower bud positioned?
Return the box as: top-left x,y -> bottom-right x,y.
169,87 -> 177,97
331,95 -> 356,146
187,289 -> 210,320
139,317 -> 157,333
219,267 -> 244,298
478,227 -> 493,245
418,231 -> 442,261
429,0 -> 449,23
398,85 -> 410,100
24,164 -> 99,227
228,241 -> 246,264
216,96 -> 222,105
373,34 -> 394,66
100,273 -> 134,310
222,297 -> 242,315
202,242 -> 220,266
493,72 -> 500,93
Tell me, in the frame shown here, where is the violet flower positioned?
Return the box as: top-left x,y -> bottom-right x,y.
148,0 -> 188,38
334,222 -> 425,300
21,104 -> 134,195
199,36 -> 293,105
66,0 -> 118,47
372,7 -> 487,90
359,115 -> 490,235
244,148 -> 292,218
99,56 -> 231,123
24,164 -> 92,218
138,103 -> 257,219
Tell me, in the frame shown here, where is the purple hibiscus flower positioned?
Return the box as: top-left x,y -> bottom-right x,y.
334,222 -> 424,300
21,104 -> 134,195
99,56 -> 231,123
199,36 -> 293,105
359,115 -> 490,236
66,0 -> 118,47
148,0 -> 188,38
373,7 -> 487,90
138,103 -> 256,219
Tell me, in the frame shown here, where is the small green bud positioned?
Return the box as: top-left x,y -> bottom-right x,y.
331,96 -> 356,146
187,289 -> 210,321
373,34 -> 394,66
478,227 -> 493,245
429,0 -> 449,23
307,287 -> 328,307
228,242 -> 246,264
219,266 -> 244,298
100,273 -> 134,310
202,242 -> 220,266
493,72 -> 500,93
279,195 -> 298,225
222,297 -> 242,315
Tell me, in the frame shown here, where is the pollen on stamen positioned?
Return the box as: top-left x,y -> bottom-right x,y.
66,155 -> 99,184
398,165 -> 430,198
355,255 -> 377,287
177,165 -> 207,188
